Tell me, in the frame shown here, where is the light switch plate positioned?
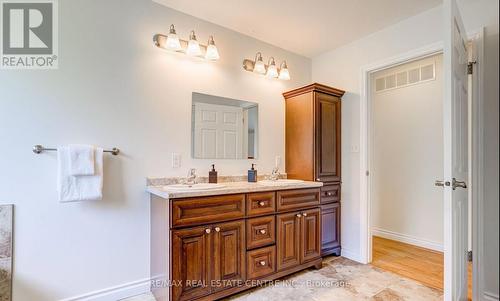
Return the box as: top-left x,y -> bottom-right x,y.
172,153 -> 181,168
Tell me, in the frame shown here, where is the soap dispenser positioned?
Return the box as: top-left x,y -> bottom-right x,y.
209,164 -> 218,183
248,163 -> 257,182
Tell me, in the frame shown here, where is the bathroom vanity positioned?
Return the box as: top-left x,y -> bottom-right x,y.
148,180 -> 323,301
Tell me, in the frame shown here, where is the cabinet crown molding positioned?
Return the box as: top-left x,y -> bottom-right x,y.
282,83 -> 345,99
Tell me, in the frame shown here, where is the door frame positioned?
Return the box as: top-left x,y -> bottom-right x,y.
358,30 -> 484,300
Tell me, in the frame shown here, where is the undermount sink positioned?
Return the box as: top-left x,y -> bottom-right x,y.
258,179 -> 305,186
163,183 -> 226,191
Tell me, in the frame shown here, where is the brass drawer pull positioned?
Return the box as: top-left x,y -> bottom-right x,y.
259,261 -> 266,266
214,227 -> 221,232
302,212 -> 307,217
259,229 -> 267,234
258,201 -> 266,206
205,228 -> 211,234
296,214 -> 302,218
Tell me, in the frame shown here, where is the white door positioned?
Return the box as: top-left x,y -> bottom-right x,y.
442,0 -> 469,300
194,103 -> 243,159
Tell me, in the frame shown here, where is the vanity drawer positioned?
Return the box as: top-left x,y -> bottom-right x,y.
246,246 -> 276,279
276,188 -> 320,211
246,192 -> 276,216
320,184 -> 340,204
171,194 -> 245,228
246,216 -> 275,249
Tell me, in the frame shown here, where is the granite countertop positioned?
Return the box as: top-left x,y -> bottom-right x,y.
147,180 -> 323,200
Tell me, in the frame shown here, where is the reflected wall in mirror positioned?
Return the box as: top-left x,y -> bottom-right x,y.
192,92 -> 258,159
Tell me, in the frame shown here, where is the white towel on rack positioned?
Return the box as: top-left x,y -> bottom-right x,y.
57,146 -> 104,202
68,144 -> 95,176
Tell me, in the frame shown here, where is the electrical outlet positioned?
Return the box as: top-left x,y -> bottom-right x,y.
172,153 -> 181,168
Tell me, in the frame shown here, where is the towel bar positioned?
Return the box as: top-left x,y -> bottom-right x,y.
32,145 -> 120,156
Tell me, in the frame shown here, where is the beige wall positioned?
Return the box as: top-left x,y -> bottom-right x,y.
371,55 -> 444,250
0,1 -> 311,300
312,0 -> 498,296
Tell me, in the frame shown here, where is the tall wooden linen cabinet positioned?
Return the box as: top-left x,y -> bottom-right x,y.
283,83 -> 344,256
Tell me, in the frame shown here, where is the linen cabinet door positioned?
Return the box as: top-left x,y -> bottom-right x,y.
300,208 -> 321,263
277,212 -> 301,271
314,92 -> 341,182
172,226 -> 212,301
212,220 -> 246,292
321,202 -> 341,256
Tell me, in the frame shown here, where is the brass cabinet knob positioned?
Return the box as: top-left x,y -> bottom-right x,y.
316,178 -> 321,181
296,214 -> 302,218
258,201 -> 266,206
259,261 -> 266,266
327,192 -> 333,196
205,228 -> 211,234
302,212 -> 308,217
214,227 -> 221,232
259,229 -> 267,234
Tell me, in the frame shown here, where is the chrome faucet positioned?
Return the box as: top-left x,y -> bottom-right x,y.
269,166 -> 280,181
185,168 -> 197,185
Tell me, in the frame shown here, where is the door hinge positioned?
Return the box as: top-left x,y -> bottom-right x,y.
467,61 -> 477,75
468,251 -> 473,262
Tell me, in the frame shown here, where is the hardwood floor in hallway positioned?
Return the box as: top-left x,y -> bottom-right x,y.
371,236 -> 472,300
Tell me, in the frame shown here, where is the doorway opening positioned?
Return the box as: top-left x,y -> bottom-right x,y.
359,31 -> 484,299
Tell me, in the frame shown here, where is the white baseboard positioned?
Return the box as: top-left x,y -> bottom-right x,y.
484,291 -> 500,301
371,227 -> 443,252
340,248 -> 363,263
59,278 -> 151,301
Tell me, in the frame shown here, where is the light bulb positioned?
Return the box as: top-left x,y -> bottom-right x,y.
253,52 -> 266,74
279,61 -> 290,80
186,30 -> 202,57
266,57 -> 278,78
205,36 -> 220,60
165,24 -> 181,51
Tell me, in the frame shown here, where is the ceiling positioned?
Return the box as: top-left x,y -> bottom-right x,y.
153,0 -> 441,58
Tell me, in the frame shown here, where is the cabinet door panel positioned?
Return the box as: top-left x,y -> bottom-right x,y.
277,212 -> 301,271
300,208 -> 321,263
315,92 -> 341,182
321,203 -> 341,256
213,220 -> 246,291
172,226 -> 211,301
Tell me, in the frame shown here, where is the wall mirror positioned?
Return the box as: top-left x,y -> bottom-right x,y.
192,92 -> 258,159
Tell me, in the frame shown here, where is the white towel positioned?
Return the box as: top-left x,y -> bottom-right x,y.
68,144 -> 95,176
57,146 -> 103,202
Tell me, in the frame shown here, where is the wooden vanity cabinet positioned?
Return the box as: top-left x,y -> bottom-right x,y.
159,188 -> 322,301
284,83 -> 345,257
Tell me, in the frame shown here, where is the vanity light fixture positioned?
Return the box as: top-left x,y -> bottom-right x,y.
253,52 -> 266,75
242,52 -> 291,80
205,36 -> 220,60
266,57 -> 279,78
165,24 -> 182,51
278,61 -> 290,80
186,31 -> 202,57
153,25 -> 220,61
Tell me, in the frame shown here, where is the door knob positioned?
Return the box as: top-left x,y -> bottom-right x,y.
452,178 -> 467,190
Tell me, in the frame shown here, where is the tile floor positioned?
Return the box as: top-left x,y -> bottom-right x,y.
123,257 -> 443,301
